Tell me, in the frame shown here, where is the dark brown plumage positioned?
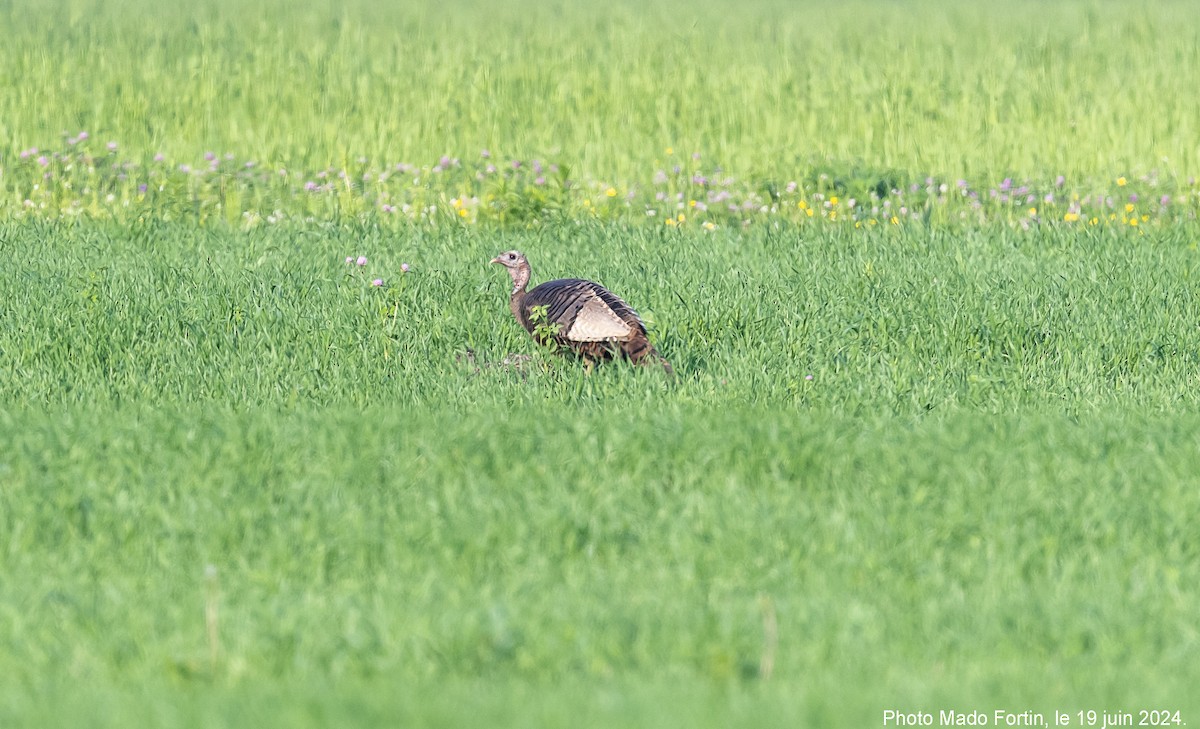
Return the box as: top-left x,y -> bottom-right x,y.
490,250 -> 672,374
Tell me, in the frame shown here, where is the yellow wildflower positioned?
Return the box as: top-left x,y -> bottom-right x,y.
1125,203 -> 1135,213
702,221 -> 716,231
605,187 -> 617,198
1028,207 -> 1037,217
1064,212 -> 1080,222
1117,177 -> 1127,186
677,213 -> 686,223
457,208 -> 469,218
829,196 -> 839,205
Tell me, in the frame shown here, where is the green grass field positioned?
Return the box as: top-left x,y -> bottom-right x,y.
3,0 -> 1200,727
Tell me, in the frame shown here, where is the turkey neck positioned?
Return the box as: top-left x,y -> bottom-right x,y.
509,261 -> 532,330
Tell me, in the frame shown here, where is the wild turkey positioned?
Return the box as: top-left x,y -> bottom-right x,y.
490,250 -> 673,374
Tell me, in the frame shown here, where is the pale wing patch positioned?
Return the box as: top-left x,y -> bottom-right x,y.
567,296 -> 632,341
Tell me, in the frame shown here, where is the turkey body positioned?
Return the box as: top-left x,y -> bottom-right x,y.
491,251 -> 672,374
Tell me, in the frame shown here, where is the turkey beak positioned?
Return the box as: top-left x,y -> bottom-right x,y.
489,256 -> 503,266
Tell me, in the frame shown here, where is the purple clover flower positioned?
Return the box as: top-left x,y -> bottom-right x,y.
371,278 -> 384,287
356,256 -> 368,266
